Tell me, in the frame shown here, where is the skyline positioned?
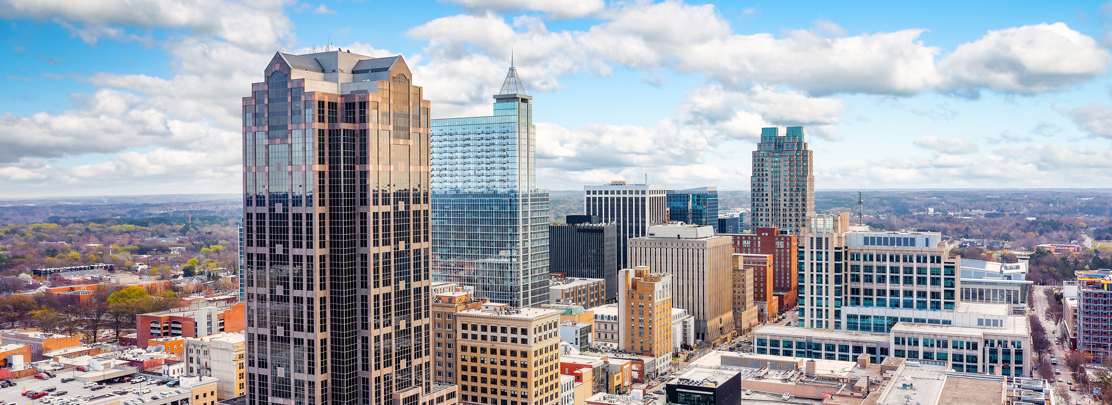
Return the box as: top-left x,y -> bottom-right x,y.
2,0 -> 1112,197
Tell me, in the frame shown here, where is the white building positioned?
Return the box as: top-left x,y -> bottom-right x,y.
592,304 -> 619,350
584,180 -> 667,270
559,374 -> 576,405
560,321 -> 593,351
185,332 -> 245,400
670,308 -> 694,352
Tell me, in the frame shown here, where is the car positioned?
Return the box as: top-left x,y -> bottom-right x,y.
35,373 -> 49,379
23,391 -> 38,397
76,366 -> 88,372
121,377 -> 133,383
53,391 -> 67,396
91,385 -> 106,391
61,377 -> 75,383
0,380 -> 12,388
40,398 -> 53,404
1070,385 -> 1077,391
166,381 -> 179,387
43,385 -> 57,392
139,388 -> 151,394
32,392 -> 50,399
44,371 -> 56,378
1058,377 -> 1063,382
744,389 -> 754,395
151,396 -> 160,401
1055,368 -> 1061,375
131,377 -> 146,384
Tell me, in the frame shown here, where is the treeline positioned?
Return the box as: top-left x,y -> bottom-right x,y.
0,285 -> 181,342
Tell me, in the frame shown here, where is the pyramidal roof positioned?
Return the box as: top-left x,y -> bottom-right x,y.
497,66 -> 528,96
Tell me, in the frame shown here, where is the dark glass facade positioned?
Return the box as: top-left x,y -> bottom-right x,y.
666,187 -> 719,231
548,215 -> 618,301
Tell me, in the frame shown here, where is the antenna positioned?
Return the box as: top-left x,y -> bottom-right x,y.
511,48 -> 514,68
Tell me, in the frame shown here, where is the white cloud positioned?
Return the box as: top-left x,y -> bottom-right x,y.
313,4 -> 334,14
912,135 -> 980,155
939,23 -> 1111,96
1057,102 -> 1112,139
986,130 -> 1032,144
441,0 -> 604,19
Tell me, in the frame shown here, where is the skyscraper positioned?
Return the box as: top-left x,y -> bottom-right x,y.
243,50 -> 446,405
430,66 -> 550,309
584,181 -> 667,270
750,127 -> 814,234
549,215 -> 618,301
665,187 -> 719,230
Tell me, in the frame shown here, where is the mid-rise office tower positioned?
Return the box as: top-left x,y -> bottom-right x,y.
243,51 -> 441,405
751,127 -> 814,234
430,66 -> 550,308
584,181 -> 666,270
665,187 -> 719,230
549,215 -> 618,301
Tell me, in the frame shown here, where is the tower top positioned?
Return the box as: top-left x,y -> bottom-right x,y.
497,65 -> 529,98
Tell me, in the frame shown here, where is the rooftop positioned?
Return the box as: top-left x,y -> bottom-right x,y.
890,316 -> 1028,337
458,306 -> 561,320
669,367 -> 738,388
551,277 -> 605,289
188,332 -> 245,345
755,325 -> 890,344
140,301 -> 238,318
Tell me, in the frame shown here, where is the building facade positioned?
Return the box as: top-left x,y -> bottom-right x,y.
432,288 -> 489,385
1076,273 -> 1112,360
584,181 -> 667,271
716,215 -> 741,234
550,277 -> 607,309
243,51 -> 435,405
739,254 -> 774,320
591,304 -> 619,350
455,304 -> 563,405
750,127 -> 814,234
731,255 -> 759,334
798,214 -> 850,330
628,225 -> 734,343
137,302 -> 245,348
549,215 -> 618,301
665,187 -> 718,231
617,267 -> 673,375
185,333 -> 246,400
431,66 -> 550,309
728,227 -> 798,313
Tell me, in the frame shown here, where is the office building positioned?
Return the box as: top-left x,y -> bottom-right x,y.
728,227 -> 798,313
549,215 -> 618,301
185,332 -> 246,400
628,224 -> 734,343
432,287 -> 489,385
584,181 -> 667,271
665,187 -> 718,230
243,50 -> 438,405
137,302 -> 245,348
617,267 -> 673,376
738,254 -> 774,321
671,309 -> 695,352
716,215 -> 741,234
731,255 -> 759,334
431,65 -> 549,309
238,223 -> 245,301
750,127 -> 813,234
798,214 -> 850,330
550,276 -> 607,309
454,303 -> 563,405
959,259 -> 1031,314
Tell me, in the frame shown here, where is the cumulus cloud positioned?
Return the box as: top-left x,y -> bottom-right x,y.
441,0 -> 604,19
1057,102 -> 1112,139
912,135 -> 980,154
939,23 -> 1111,96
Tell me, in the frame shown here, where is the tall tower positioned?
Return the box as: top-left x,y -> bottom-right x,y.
584,181 -> 667,270
430,66 -> 551,308
750,127 -> 814,234
243,51 -> 434,405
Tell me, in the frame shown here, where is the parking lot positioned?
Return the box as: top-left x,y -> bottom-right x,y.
0,373 -> 189,405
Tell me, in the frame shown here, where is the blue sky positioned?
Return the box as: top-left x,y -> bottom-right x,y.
1,0 -> 1111,197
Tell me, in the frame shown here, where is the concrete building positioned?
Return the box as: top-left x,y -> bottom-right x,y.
559,374 -> 577,405
560,352 -> 610,396
243,50 -> 436,405
432,287 -> 489,385
727,227 -> 798,314
184,332 -> 246,399
137,302 -> 245,348
0,344 -> 30,368
750,127 -> 814,234
550,277 -> 607,309
738,253 -> 775,321
959,258 -> 1031,314
628,224 -> 734,343
560,321 -> 594,351
716,215 -> 741,234
431,65 -> 550,309
584,181 -> 667,270
549,215 -> 618,301
730,255 -> 760,334
670,309 -> 695,353
664,367 -> 740,405
455,303 -> 563,405
0,330 -> 80,361
665,187 -> 719,231
617,267 -> 673,379
591,304 -> 619,350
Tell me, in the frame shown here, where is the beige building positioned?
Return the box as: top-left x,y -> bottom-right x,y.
455,303 -> 563,405
433,287 -> 489,385
617,267 -> 672,378
732,254 -> 760,334
628,224 -> 735,343
184,332 -> 246,400
591,304 -> 619,350
550,277 -> 607,309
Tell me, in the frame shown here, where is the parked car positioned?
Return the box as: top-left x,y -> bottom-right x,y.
32,392 -> 49,399
91,385 -> 106,391
0,380 -> 12,388
76,366 -> 89,372
121,377 -> 133,383
35,373 -> 49,379
53,391 -> 67,396
23,391 -> 38,397
43,385 -> 57,392
61,377 -> 75,383
131,377 -> 146,384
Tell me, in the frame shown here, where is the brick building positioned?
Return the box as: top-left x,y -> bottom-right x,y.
728,227 -> 798,313
0,330 -> 80,361
136,302 -> 245,348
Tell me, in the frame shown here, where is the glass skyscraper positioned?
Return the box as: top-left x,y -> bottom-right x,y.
430,66 -> 550,308
666,187 -> 719,231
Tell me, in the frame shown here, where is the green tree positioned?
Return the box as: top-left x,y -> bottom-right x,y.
108,286 -> 150,306
182,264 -> 196,278
45,248 -> 58,257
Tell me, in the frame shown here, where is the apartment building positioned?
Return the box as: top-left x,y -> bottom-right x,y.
1076,272 -> 1112,360
591,305 -> 619,350
728,227 -> 799,313
628,224 -> 734,343
433,287 -> 490,385
137,302 -> 245,348
185,332 -> 246,400
617,267 -> 672,378
455,303 -> 564,405
750,127 -> 814,234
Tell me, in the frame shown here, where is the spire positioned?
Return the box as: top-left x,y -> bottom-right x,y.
498,65 -> 528,96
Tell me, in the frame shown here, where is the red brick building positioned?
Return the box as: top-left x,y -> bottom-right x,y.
135,302 -> 244,348
728,227 -> 798,313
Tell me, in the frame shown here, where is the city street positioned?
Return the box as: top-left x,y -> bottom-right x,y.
1031,285 -> 1094,404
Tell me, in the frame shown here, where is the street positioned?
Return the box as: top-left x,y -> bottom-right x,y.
1031,285 -> 1094,405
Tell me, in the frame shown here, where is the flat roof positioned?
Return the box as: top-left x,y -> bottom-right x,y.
590,304 -> 619,317
551,278 -> 605,289
876,363 -> 948,405
955,302 -> 1010,316
890,316 -> 1028,337
938,374 -> 1005,404
0,343 -> 27,352
458,307 -> 561,320
754,325 -> 890,343
670,367 -> 738,388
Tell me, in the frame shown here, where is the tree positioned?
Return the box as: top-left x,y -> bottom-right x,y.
31,308 -> 65,334
1,295 -> 37,328
32,292 -> 61,311
108,286 -> 150,306
1029,315 -> 1051,356
182,264 -> 196,278
83,286 -> 113,343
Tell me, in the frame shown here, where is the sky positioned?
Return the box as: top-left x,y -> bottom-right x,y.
1,0 -> 1112,198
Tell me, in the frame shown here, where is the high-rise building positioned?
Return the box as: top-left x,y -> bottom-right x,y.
549,215 -> 618,301
665,187 -> 718,230
238,223 -> 245,301
750,127 -> 814,234
243,51 -> 439,405
617,267 -> 673,378
628,224 -> 734,343
454,303 -> 563,405
717,215 -> 741,234
728,227 -> 798,313
584,181 -> 667,271
797,214 -> 850,330
430,66 -> 550,309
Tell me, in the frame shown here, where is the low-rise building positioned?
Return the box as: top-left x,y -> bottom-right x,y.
551,277 -> 608,309
432,286 -> 488,385
0,330 -> 80,361
136,301 -> 245,348
670,308 -> 695,353
665,367 -> 741,405
0,344 -> 30,368
617,267 -> 672,379
44,345 -> 101,361
560,321 -> 594,351
455,303 -> 563,405
560,374 -> 577,405
148,336 -> 187,356
185,332 -> 245,400
592,304 -> 619,350
561,352 -> 610,396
